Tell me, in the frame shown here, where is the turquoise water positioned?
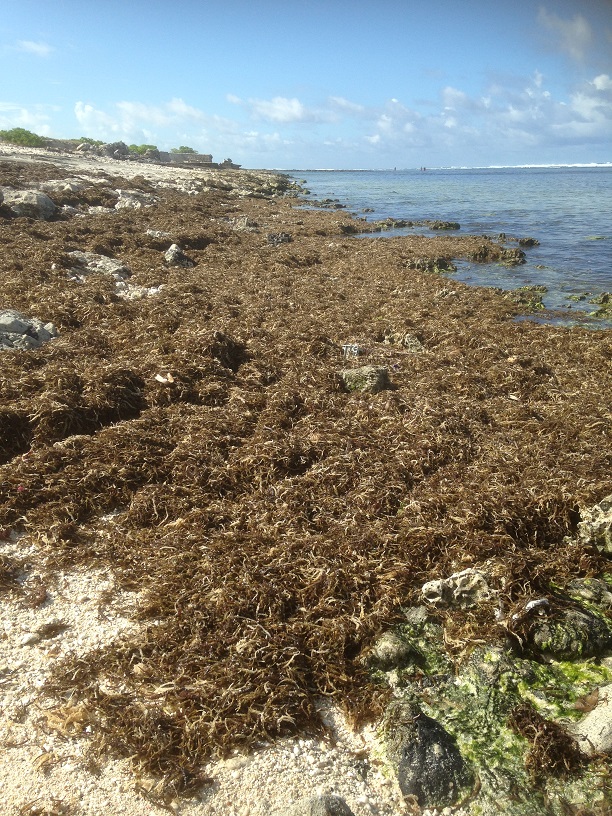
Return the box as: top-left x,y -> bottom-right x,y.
290,167 -> 612,326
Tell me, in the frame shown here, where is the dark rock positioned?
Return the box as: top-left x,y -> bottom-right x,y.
339,366 -> 392,394
428,220 -> 460,230
405,256 -> 456,273
510,598 -> 612,660
383,700 -> 472,808
267,232 -> 292,246
518,237 -> 540,247
499,247 -> 527,265
272,795 -> 355,816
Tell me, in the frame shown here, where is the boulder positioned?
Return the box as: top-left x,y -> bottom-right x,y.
577,494 -> 612,555
339,366 -> 392,394
383,700 -> 472,808
67,250 -> 131,280
0,309 -> 58,350
509,597 -> 612,660
164,244 -> 194,268
568,684 -> 612,756
2,189 -> 57,220
271,795 -> 355,816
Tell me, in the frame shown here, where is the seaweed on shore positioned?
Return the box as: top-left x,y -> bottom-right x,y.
1,160 -> 611,797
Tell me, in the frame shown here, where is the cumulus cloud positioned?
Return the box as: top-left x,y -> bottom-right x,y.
0,102 -> 56,133
74,98 -> 214,141
248,96 -> 331,123
15,40 -> 53,57
537,7 -> 592,61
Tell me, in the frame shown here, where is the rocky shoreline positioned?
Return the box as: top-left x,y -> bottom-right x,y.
1,143 -> 611,816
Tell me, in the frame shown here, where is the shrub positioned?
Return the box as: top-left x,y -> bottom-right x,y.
170,145 -> 197,154
0,127 -> 46,147
129,144 -> 158,155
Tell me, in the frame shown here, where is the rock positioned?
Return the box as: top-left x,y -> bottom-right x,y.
0,309 -> 58,351
101,141 -> 130,159
577,494 -> 612,555
567,577 -> 612,607
67,250 -> 131,280
369,630 -> 415,670
421,568 -> 493,609
271,795 -> 355,816
164,244 -> 194,267
115,190 -> 156,210
428,220 -> 460,231
527,605 -> 612,660
267,232 -> 292,246
339,366 -> 392,394
405,256 -> 456,274
499,247 -> 527,265
0,188 -> 3,205
518,237 -> 540,247
383,332 -> 425,352
568,684 -> 612,756
383,700 -> 472,808
2,189 -> 57,220
509,596 -> 612,660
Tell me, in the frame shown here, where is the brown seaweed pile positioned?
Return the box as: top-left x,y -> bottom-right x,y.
1,159 -> 611,796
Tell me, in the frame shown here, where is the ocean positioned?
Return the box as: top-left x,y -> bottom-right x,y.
289,166 -> 612,328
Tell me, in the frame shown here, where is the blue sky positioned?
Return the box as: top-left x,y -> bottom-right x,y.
1,0 -> 611,168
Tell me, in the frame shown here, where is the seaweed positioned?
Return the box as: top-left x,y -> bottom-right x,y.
1,159 -> 611,798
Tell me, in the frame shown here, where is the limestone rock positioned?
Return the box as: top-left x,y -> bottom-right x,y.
339,366 -> 392,394
115,190 -> 156,210
421,568 -> 493,609
369,630 -> 414,670
67,250 -> 131,280
2,189 -> 57,220
164,244 -> 194,267
383,700 -> 472,808
383,332 -> 425,352
0,309 -> 58,350
271,795 -> 355,816
577,494 -> 612,555
568,684 -> 612,756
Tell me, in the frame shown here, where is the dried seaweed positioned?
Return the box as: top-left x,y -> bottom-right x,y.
1,159 -> 611,795
508,702 -> 586,780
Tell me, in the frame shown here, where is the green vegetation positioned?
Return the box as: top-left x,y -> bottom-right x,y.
129,143 -> 158,155
77,136 -> 104,146
0,127 -> 46,147
171,145 -> 197,154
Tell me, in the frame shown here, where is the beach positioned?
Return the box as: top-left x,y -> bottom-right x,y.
1,144 -> 611,816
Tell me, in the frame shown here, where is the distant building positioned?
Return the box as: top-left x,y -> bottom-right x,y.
157,152 -> 240,169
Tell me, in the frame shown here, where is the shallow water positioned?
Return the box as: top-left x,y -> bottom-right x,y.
290,167 -> 612,327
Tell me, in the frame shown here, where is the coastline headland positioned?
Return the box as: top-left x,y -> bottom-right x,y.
1,143 -> 611,816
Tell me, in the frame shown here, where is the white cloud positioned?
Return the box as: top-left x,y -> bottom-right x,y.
15,40 -> 53,57
0,102 -> 56,133
247,96 -> 328,123
537,7 -> 592,61
329,96 -> 365,115
592,74 -> 612,91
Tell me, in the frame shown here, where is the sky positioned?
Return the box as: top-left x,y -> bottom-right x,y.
1,0 -> 611,169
